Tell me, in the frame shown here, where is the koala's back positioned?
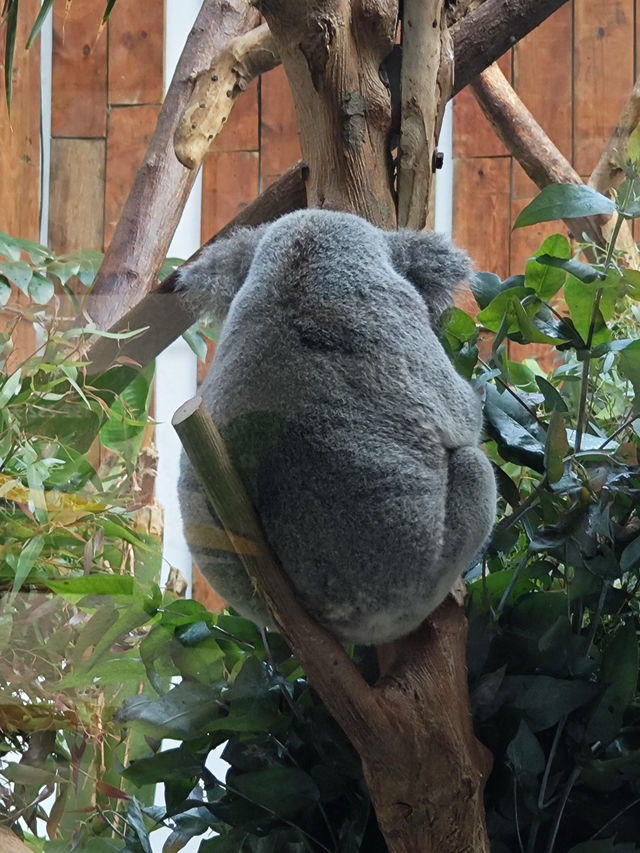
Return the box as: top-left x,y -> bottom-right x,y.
179,209 -> 495,644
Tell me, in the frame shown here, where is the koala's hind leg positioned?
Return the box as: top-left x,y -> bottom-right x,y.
435,446 -> 496,591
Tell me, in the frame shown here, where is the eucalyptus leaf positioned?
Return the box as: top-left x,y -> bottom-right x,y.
514,184 -> 616,228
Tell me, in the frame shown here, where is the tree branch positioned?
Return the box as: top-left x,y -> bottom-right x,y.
86,162 -> 308,378
85,0 -> 260,332
452,0 -> 572,95
470,63 -> 639,266
590,74 -> 640,195
397,0 -> 452,229
174,23 -> 279,169
173,397 -> 491,852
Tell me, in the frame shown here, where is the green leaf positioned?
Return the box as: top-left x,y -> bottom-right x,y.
505,674 -> 598,730
587,622 -> 639,744
617,339 -> 640,405
45,574 -> 135,598
628,124 -> 640,169
0,259 -> 33,294
620,535 -> 640,572
0,231 -> 22,261
26,0 -> 55,49
115,682 -> 224,739
506,720 -> 545,779
28,272 -> 55,304
514,184 -> 616,228
470,272 -> 506,310
484,385 -> 546,472
125,797 -> 152,853
4,0 -> 18,112
99,362 -> 154,465
536,376 -> 568,412
535,253 -> 603,284
525,234 -> 570,299
232,767 -> 321,820
544,411 -> 569,484
0,369 -> 22,407
182,324 -> 209,361
0,275 -> 10,306
563,277 -> 610,346
12,536 -> 45,595
124,747 -> 204,787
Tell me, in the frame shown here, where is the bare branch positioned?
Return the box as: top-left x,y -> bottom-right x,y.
452,0 -> 571,95
173,397 -> 491,852
470,63 -> 639,266
590,75 -> 640,195
397,0 -> 452,229
172,397 -> 377,744
85,0 -> 260,332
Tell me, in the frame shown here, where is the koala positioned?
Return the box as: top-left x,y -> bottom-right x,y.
176,209 -> 496,645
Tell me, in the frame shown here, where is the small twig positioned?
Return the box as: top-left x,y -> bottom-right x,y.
544,765 -> 582,853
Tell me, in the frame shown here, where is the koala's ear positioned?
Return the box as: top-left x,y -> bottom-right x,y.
385,229 -> 472,328
175,224 -> 268,321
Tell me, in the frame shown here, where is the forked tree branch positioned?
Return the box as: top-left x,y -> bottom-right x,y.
173,398 -> 491,852
85,0 -> 573,361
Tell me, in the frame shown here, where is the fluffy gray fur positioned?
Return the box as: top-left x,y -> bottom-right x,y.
176,209 -> 496,645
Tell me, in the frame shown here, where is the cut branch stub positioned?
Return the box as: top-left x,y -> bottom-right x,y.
175,23 -> 279,169
257,0 -> 398,229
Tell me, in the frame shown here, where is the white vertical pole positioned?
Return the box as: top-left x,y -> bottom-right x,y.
434,101 -> 454,236
154,0 -> 203,593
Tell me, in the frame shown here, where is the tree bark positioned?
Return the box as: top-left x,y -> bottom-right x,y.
87,162 -> 308,378
451,0 -> 571,95
590,74 -> 640,195
256,0 -> 398,228
470,63 -> 639,266
85,0 -> 259,331
397,0 -> 452,229
174,399 -> 491,853
174,23 -> 279,170
84,0 -> 573,359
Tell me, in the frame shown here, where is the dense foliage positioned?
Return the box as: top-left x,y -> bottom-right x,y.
0,179 -> 639,852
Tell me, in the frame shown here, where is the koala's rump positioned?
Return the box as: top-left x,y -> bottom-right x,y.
232,409 -> 448,637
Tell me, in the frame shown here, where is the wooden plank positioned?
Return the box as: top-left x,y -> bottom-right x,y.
104,104 -> 161,247
51,0 -> 107,137
108,0 -> 164,105
212,77 -> 259,152
259,64 -> 301,187
48,139 -> 105,253
453,156 -> 511,283
574,0 -> 635,175
0,0 -> 41,372
0,0 -> 41,240
512,3 -> 572,199
453,53 -> 511,159
201,150 -> 259,240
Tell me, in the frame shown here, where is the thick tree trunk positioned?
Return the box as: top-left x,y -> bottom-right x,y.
85,0 -> 573,367
257,0 -> 398,228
